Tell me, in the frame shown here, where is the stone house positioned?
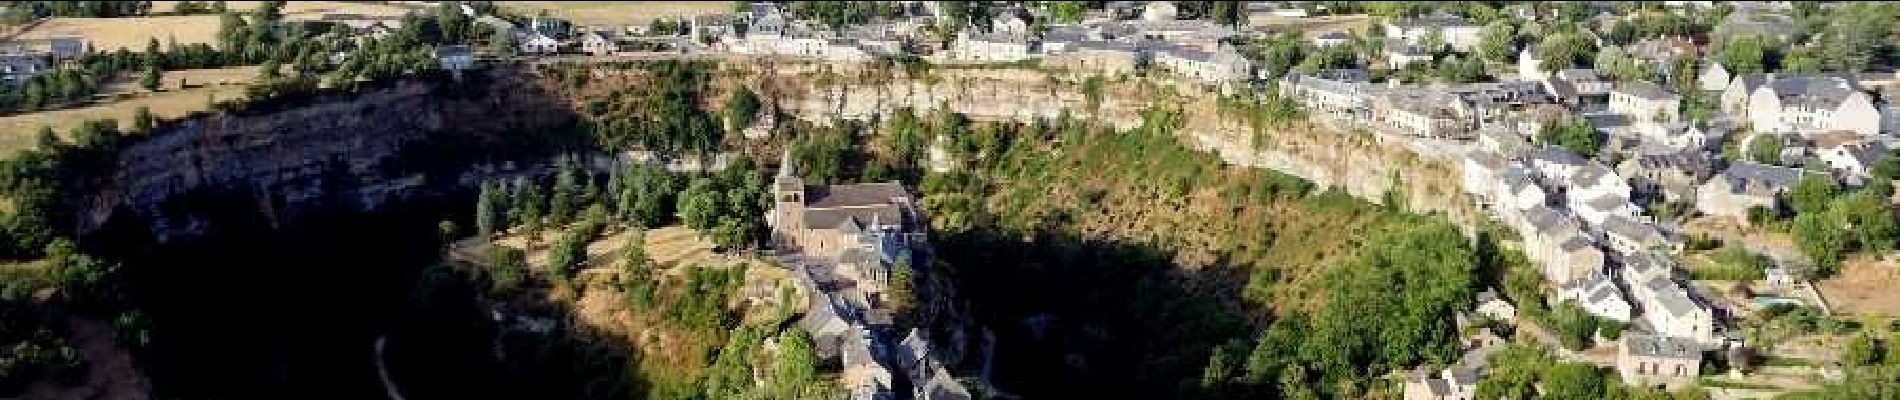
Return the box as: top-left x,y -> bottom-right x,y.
1747,76 -> 1881,135
1281,69 -> 1371,123
1695,162 -> 1806,223
1617,151 -> 1717,203
1610,81 -> 1681,123
1543,69 -> 1613,109
1618,333 -> 1702,388
1369,89 -> 1474,139
1046,41 -> 1143,76
1384,41 -> 1433,69
1152,43 -> 1253,84
1602,214 -> 1678,255
1514,206 -> 1604,283
1403,367 -> 1478,400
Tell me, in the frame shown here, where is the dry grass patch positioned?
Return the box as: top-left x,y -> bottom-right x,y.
1248,14 -> 1374,38
0,68 -> 254,156
151,1 -> 419,19
1815,257 -> 1900,317
496,1 -> 734,27
15,16 -> 225,51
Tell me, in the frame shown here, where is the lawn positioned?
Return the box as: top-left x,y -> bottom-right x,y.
496,1 -> 735,27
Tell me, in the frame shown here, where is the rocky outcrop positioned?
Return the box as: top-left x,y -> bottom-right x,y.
81,69 -> 576,239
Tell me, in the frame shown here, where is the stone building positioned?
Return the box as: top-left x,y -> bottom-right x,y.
1618,333 -> 1702,388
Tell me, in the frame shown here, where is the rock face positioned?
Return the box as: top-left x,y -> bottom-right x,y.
760,65 -> 1478,228
81,70 -> 575,239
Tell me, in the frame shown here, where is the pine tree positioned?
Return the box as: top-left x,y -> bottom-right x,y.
549,160 -> 579,226
475,181 -> 501,238
140,63 -> 163,91
132,106 -> 156,133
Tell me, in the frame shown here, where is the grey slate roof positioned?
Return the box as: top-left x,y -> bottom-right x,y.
1716,162 -> 1804,194
1625,333 -> 1701,359
1617,80 -> 1679,102
1764,76 -> 1861,110
1643,276 -> 1702,317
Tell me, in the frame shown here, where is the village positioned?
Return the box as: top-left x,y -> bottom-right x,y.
4,1 -> 1899,399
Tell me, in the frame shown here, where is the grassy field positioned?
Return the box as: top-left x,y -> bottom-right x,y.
0,66 -> 256,155
13,15 -> 225,51
151,1 -> 419,19
497,1 -> 734,27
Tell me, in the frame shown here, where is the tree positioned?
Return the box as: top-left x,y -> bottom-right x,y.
1539,117 -> 1599,157
1541,363 -> 1608,399
258,0 -> 285,22
1749,134 -> 1785,165
547,229 -> 587,280
1789,174 -> 1840,216
131,106 -> 157,134
490,24 -> 518,57
1040,1 -> 1086,23
140,62 -> 163,91
1718,34 -> 1770,74
725,86 -> 762,130
1535,26 -> 1597,72
485,245 -> 526,293
1845,334 -> 1883,366
677,177 -> 724,231
1832,190 -> 1899,254
549,161 -> 580,226
1477,20 -> 1517,62
772,330 -> 820,399
1792,211 -> 1846,276
475,181 -> 504,238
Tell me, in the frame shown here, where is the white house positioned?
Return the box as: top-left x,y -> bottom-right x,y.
1476,288 -> 1518,321
1384,15 -> 1482,52
1697,62 -> 1731,92
520,32 -> 562,54
1747,76 -> 1881,135
1558,272 -> 1634,322
948,31 -> 1035,63
1312,31 -> 1351,47
1632,276 -> 1715,344
580,31 -> 617,55
1811,132 -> 1887,184
1143,1 -> 1179,22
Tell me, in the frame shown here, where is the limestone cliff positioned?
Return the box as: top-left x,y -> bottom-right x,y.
754,64 -> 1479,229
80,69 -> 576,239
